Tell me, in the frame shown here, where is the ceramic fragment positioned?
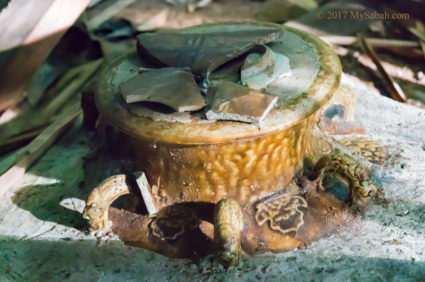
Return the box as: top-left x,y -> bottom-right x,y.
119,67 -> 205,112
206,81 -> 277,126
241,45 -> 291,90
137,26 -> 284,78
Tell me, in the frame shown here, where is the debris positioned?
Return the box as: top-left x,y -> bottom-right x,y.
320,36 -> 420,48
407,21 -> 425,42
0,59 -> 103,144
355,53 -> 425,87
24,64 -> 58,107
0,102 -> 81,198
357,33 -> 407,103
137,25 -> 284,79
40,59 -> 103,122
0,126 -> 46,156
206,81 -> 277,127
119,67 -> 205,112
133,172 -> 157,216
407,20 -> 425,60
241,45 -> 291,90
25,25 -> 103,106
382,46 -> 425,60
0,0 -> 90,111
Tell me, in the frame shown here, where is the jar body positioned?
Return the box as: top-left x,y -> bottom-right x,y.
130,112 -> 318,209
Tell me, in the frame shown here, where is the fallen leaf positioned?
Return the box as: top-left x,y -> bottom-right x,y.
357,33 -> 407,103
408,20 -> 425,42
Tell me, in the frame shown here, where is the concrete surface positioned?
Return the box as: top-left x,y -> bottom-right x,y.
0,76 -> 424,281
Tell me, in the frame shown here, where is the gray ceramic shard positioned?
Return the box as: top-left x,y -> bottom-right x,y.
119,67 -> 205,112
206,81 -> 278,127
137,26 -> 284,79
241,45 -> 291,90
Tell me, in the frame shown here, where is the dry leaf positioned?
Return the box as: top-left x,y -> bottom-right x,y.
408,20 -> 425,42
357,33 -> 407,103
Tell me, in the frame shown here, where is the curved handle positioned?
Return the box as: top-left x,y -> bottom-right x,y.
318,86 -> 366,135
83,174 -> 130,231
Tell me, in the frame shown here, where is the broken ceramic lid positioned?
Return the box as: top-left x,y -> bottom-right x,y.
96,22 -> 341,144
119,67 -> 205,112
241,45 -> 291,90
206,81 -> 278,127
137,25 -> 284,79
